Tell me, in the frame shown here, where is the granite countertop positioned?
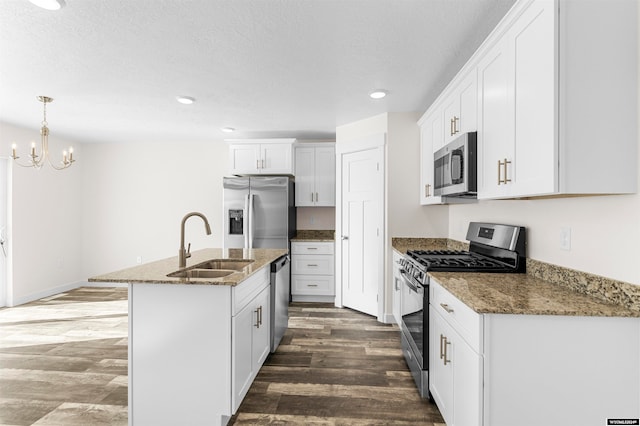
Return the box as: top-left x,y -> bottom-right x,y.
430,272 -> 640,318
88,248 -> 287,286
291,230 -> 335,241
391,237 -> 640,318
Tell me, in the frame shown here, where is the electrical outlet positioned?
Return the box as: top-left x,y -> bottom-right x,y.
560,227 -> 571,251
136,256 -> 142,264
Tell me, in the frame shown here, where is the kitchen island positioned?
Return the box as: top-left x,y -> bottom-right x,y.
90,248 -> 287,426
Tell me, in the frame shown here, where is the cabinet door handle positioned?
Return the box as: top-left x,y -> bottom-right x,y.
498,159 -> 512,185
503,158 -> 511,184
425,183 -> 431,198
315,192 -> 319,202
440,334 -> 445,360
254,306 -> 263,328
306,247 -> 318,250
307,284 -> 318,287
257,159 -> 260,170
450,118 -> 454,136
440,303 -> 454,314
307,264 -> 318,267
443,336 -> 451,365
452,116 -> 459,135
311,192 -> 315,202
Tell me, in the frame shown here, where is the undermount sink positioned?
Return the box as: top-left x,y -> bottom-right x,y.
167,269 -> 234,279
166,259 -> 255,279
192,259 -> 255,271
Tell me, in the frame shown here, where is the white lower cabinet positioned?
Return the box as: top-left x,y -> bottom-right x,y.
392,250 -> 402,325
429,282 -> 482,426
430,278 -> 640,426
232,284 -> 270,411
291,241 -> 335,302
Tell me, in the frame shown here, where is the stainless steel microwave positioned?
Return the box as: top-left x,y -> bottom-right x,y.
433,132 -> 477,197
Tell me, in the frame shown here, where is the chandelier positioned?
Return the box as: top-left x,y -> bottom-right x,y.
11,96 -> 75,170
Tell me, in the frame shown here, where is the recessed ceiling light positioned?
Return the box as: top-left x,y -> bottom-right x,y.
176,96 -> 195,105
28,0 -> 65,10
369,90 -> 388,99
221,127 -> 236,133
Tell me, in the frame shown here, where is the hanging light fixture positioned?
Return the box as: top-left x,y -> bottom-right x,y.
11,96 -> 75,170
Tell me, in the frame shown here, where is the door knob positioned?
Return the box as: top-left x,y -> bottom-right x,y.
341,236 -> 349,240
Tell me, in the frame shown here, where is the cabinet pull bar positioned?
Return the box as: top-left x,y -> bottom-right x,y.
440,334 -> 445,359
315,192 -> 319,202
307,264 -> 318,267
443,337 -> 451,365
497,160 -> 502,185
306,247 -> 318,250
425,183 -> 431,198
450,118 -> 454,136
453,116 -> 459,134
254,307 -> 260,328
307,284 -> 318,287
440,303 -> 454,314
504,158 -> 511,183
311,193 -> 314,202
261,159 -> 265,169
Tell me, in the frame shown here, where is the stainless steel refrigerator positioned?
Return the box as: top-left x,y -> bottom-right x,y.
223,176 -> 296,250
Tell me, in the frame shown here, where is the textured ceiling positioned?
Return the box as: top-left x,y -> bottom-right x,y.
0,0 -> 516,144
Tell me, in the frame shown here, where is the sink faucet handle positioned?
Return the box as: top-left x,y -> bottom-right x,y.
186,242 -> 192,259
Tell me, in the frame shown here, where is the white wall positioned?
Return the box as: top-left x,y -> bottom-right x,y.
449,194 -> 640,285
297,207 -> 335,230
80,140 -> 228,278
0,122 -> 84,305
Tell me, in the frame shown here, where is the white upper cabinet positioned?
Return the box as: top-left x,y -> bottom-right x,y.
228,139 -> 295,175
421,0 -> 638,201
477,0 -> 555,199
419,111 -> 444,205
443,70 -> 478,146
294,143 -> 336,207
419,68 -> 478,205
477,0 -> 637,198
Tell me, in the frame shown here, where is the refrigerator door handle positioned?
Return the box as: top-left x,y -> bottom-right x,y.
248,193 -> 255,249
243,194 -> 250,248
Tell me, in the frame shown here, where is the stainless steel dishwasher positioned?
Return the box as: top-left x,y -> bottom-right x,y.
270,254 -> 290,352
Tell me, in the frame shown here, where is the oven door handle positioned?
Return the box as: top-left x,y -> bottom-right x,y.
400,270 -> 420,293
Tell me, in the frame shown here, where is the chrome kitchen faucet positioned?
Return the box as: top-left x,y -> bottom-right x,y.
178,212 -> 212,268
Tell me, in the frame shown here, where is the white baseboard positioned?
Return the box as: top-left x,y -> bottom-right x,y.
82,280 -> 128,288
9,280 -> 128,307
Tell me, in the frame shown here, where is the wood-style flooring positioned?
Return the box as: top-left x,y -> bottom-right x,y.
230,302 -> 444,425
0,288 -> 444,425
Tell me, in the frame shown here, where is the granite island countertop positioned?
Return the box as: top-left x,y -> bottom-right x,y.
392,237 -> 640,318
88,248 -> 287,286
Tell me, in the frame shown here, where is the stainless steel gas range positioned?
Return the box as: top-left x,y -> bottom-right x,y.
397,222 -> 527,398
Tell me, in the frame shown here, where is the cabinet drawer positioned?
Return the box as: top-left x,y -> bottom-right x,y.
291,242 -> 334,255
291,255 -> 334,275
292,275 -> 334,296
430,279 -> 482,352
232,267 -> 270,316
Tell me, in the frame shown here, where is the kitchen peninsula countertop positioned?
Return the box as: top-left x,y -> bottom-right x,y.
392,238 -> 640,318
88,248 -> 287,286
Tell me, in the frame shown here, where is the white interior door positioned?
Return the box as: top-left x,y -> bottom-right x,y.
340,146 -> 383,317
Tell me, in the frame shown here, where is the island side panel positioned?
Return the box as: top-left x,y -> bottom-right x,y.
483,314 -> 640,426
129,283 -> 233,426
